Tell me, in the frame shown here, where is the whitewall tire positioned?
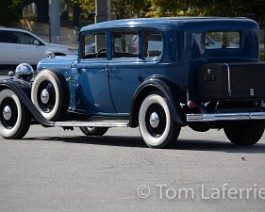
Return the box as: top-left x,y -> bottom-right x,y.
31,70 -> 69,121
0,89 -> 30,139
138,92 -> 180,148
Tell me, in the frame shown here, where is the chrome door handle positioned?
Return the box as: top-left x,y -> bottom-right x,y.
100,68 -> 110,72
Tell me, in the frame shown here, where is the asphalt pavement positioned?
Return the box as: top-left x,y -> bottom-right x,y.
0,125 -> 265,212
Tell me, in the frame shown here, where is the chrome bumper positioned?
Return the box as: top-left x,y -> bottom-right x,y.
186,112 -> 265,122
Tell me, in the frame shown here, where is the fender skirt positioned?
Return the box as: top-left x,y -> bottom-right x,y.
0,79 -> 54,127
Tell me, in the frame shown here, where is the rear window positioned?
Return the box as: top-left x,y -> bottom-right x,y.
205,32 -> 240,49
145,32 -> 163,58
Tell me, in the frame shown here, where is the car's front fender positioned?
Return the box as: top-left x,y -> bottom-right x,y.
0,78 -> 53,127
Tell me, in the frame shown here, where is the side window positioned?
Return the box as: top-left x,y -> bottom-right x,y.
82,32 -> 106,59
12,32 -> 36,44
205,31 -> 240,49
144,31 -> 163,59
0,31 -> 22,44
0,31 -> 10,42
112,31 -> 138,58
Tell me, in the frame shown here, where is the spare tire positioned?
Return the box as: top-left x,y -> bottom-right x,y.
31,69 -> 69,121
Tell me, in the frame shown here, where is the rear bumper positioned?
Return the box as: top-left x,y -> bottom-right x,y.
186,112 -> 265,122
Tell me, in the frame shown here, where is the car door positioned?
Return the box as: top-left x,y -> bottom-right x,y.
108,30 -> 163,114
108,30 -> 142,114
70,32 -> 116,114
11,31 -> 43,64
0,30 -> 15,64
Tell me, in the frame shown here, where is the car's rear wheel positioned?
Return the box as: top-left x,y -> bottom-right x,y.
31,70 -> 69,121
224,121 -> 264,145
138,92 -> 180,148
79,127 -> 109,136
0,89 -> 31,139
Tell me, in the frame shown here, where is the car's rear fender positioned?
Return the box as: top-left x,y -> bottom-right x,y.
129,75 -> 185,127
0,79 -> 53,127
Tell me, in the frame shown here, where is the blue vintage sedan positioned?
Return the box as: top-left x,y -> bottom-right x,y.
1,17 -> 265,148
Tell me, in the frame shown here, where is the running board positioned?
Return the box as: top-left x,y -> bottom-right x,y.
53,119 -> 129,128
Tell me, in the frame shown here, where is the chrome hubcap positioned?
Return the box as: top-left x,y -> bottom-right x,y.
40,89 -> 49,104
3,105 -> 12,121
149,112 -> 160,128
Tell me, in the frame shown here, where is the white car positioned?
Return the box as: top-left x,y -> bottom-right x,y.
0,27 -> 77,65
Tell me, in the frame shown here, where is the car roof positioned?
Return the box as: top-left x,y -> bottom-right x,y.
81,17 -> 257,32
0,27 -> 32,33
0,26 -> 46,44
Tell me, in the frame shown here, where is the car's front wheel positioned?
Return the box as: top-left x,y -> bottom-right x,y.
0,89 -> 31,139
224,121 -> 264,145
138,92 -> 180,148
79,127 -> 109,136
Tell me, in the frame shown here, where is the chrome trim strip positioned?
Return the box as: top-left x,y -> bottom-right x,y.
186,112 -> 265,122
250,112 -> 265,120
54,120 -> 129,127
224,63 -> 232,96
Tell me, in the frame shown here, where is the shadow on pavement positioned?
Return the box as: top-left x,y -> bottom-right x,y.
28,135 -> 147,148
174,139 -> 265,154
25,135 -> 265,153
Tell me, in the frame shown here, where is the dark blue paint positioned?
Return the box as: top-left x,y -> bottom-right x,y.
36,17 -> 260,118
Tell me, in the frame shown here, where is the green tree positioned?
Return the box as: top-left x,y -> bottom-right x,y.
146,0 -> 191,17
112,0 -> 147,19
70,0 -> 265,28
71,0 -> 148,19
145,0 -> 265,27
190,0 -> 265,27
70,0 -> 94,19
0,0 -> 31,26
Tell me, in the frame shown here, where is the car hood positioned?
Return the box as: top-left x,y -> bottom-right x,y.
37,56 -> 77,73
45,42 -> 78,54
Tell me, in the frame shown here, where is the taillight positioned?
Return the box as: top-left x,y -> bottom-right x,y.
187,100 -> 196,109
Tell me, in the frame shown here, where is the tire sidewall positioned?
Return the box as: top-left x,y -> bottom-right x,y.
79,127 -> 109,136
0,89 -> 22,138
224,121 -> 264,145
138,93 -> 172,147
31,70 -> 62,120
